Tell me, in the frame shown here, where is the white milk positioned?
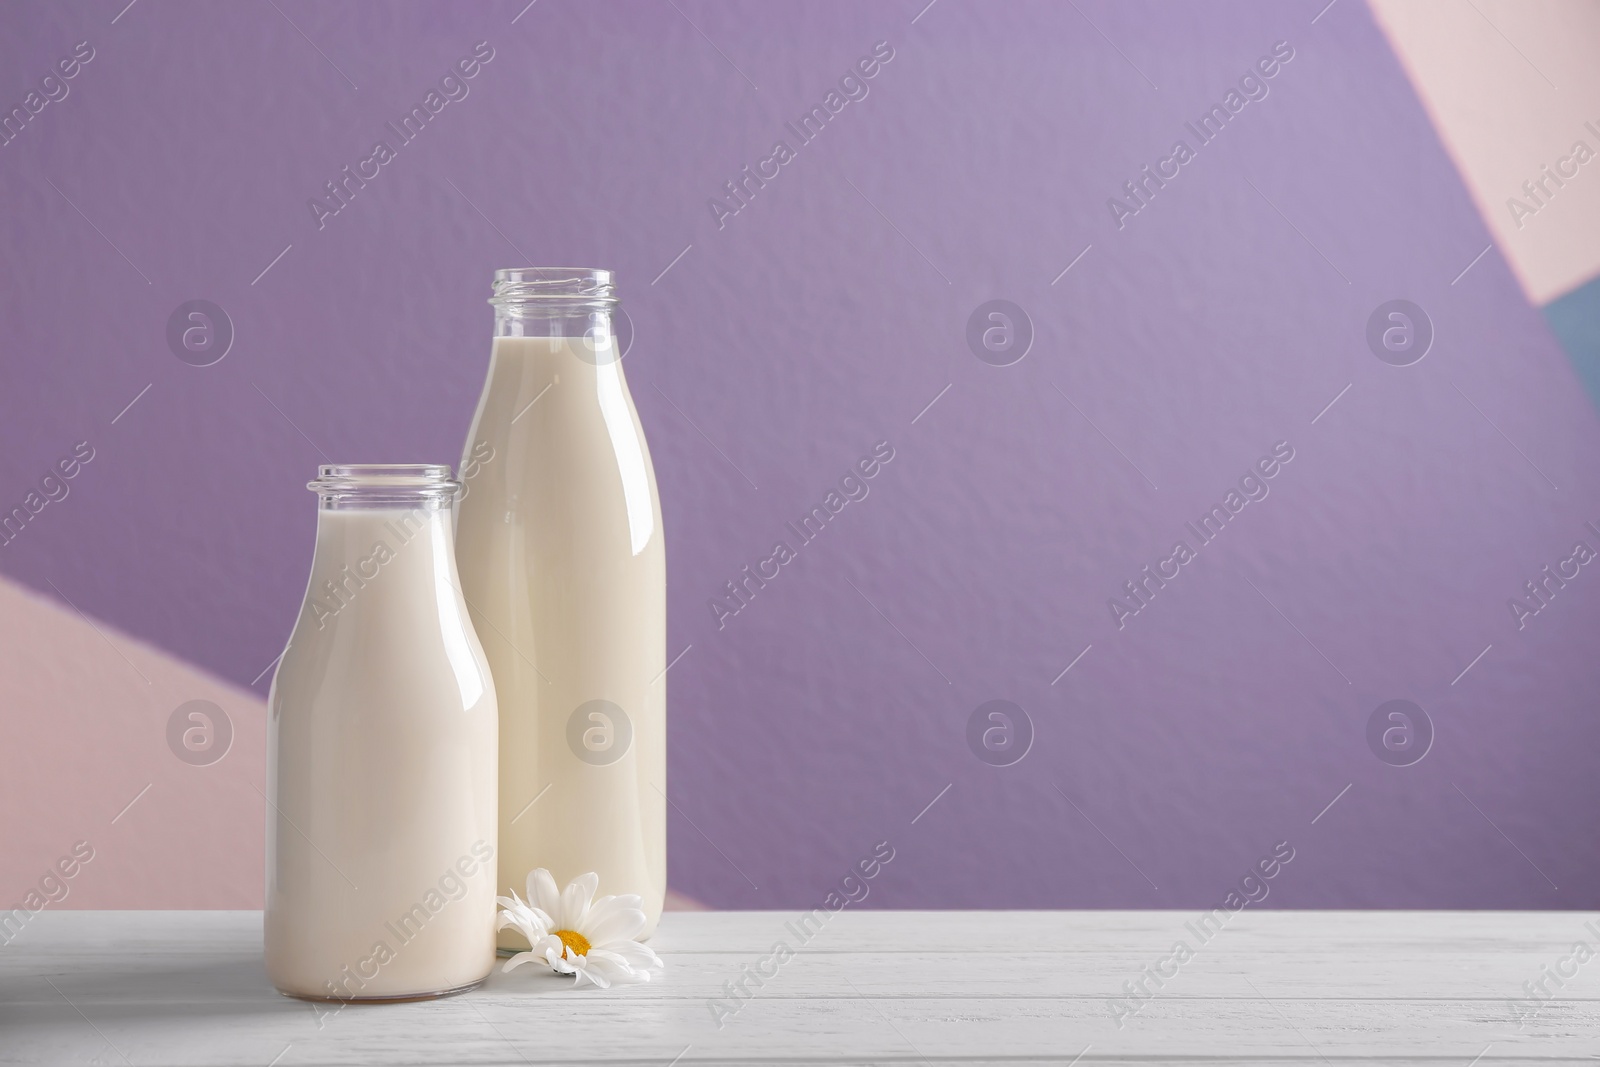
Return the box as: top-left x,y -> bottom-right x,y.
267,468 -> 498,1000
457,323 -> 667,944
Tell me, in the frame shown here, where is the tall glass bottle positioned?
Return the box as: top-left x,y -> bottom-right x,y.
456,268 -> 666,943
267,465 -> 498,1001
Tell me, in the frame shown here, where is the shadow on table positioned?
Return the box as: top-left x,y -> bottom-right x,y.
2,948 -> 593,1035
0,951 -> 308,1027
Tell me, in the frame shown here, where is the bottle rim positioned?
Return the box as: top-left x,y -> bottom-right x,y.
490,267 -> 617,312
308,464 -> 459,507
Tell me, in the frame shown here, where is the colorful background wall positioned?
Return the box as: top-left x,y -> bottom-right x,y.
3,0 -> 1599,914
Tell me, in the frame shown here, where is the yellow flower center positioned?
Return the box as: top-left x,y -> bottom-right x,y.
553,929 -> 590,959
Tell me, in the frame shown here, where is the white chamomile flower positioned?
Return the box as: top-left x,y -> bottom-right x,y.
496,869 -> 663,989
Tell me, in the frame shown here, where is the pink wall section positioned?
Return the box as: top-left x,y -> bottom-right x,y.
0,575 -> 266,911
1370,0 -> 1600,305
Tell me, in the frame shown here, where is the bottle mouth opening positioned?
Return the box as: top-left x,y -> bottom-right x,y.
309,464 -> 458,508
490,267 -> 617,313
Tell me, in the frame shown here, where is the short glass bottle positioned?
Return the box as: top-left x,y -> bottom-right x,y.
266,464 -> 498,1001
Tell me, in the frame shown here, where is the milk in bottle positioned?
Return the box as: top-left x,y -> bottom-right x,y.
266,464 -> 498,1000
455,268 -> 666,943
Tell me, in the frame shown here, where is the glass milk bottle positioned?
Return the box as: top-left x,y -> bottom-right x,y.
266,465 -> 498,1000
456,268 -> 666,943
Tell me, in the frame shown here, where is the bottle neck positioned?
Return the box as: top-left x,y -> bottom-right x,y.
493,307 -> 615,340
307,471 -> 455,596
303,506 -> 460,638
490,268 -> 615,326
310,464 -> 458,511
312,503 -> 450,572
488,267 -> 621,358
493,309 -> 626,368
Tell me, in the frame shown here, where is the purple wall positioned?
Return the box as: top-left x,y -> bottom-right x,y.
3,0 -> 1597,909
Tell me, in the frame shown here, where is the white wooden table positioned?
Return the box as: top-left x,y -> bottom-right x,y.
1,911 -> 1595,1064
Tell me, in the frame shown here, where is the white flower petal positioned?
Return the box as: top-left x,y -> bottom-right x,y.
601,939 -> 663,971
577,958 -> 624,985
494,897 -> 552,947
496,908 -> 540,927
584,947 -> 653,985
574,960 -> 610,989
560,872 -> 600,929
581,902 -> 648,946
529,868 -> 563,921
501,951 -> 541,973
585,892 -> 641,918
